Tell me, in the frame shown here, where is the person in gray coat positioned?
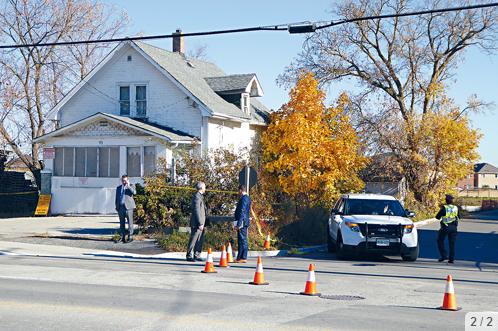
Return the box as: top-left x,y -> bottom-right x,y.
115,174 -> 136,243
186,182 -> 207,262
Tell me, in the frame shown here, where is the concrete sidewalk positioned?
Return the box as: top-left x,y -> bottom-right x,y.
0,215 -> 119,240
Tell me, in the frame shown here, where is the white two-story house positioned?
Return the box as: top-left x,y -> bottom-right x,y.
35,32 -> 270,214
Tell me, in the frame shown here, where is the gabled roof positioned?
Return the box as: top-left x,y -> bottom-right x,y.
35,113 -> 196,143
205,74 -> 264,96
474,163 -> 498,174
47,41 -> 270,125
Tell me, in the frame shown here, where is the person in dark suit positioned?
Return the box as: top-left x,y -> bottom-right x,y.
233,185 -> 251,263
115,174 -> 136,243
186,182 -> 207,262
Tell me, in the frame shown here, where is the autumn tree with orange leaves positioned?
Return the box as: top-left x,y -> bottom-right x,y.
261,72 -> 366,208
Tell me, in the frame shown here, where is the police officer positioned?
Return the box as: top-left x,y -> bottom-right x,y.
436,194 -> 460,263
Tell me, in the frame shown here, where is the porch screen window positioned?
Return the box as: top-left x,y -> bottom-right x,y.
54,147 -> 119,177
119,86 -> 130,116
127,147 -> 141,177
75,148 -> 86,177
99,147 -> 120,177
136,85 -> 146,117
54,147 -> 64,176
86,148 -> 98,177
63,147 -> 74,177
144,146 -> 156,176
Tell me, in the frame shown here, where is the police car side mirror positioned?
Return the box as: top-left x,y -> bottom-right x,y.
406,210 -> 416,218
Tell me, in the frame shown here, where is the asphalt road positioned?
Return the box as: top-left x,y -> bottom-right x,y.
0,211 -> 496,331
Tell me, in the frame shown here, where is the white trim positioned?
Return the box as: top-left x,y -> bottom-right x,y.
34,113 -> 194,144
245,75 -> 264,97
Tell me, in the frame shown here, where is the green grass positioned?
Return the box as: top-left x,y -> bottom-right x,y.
155,225 -> 265,252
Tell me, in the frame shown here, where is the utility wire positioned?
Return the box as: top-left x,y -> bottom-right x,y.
0,26 -> 287,49
0,2 -> 496,49
316,2 -> 498,30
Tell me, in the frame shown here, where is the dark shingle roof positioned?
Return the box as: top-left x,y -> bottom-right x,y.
133,41 -> 269,123
474,163 -> 498,174
204,74 -> 256,93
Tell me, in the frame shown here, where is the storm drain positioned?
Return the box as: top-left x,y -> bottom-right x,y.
319,294 -> 365,301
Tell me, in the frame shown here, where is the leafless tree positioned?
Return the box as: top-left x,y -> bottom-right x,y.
281,0 -> 498,204
187,44 -> 208,60
0,0 -> 128,187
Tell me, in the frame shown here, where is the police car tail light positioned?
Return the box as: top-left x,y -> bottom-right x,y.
404,224 -> 414,234
345,222 -> 360,232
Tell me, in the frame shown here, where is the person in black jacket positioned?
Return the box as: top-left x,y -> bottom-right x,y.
435,194 -> 460,263
233,185 -> 251,263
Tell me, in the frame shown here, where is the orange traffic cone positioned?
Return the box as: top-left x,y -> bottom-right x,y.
249,256 -> 269,285
300,264 -> 320,296
201,248 -> 217,273
226,242 -> 234,263
439,275 -> 461,311
263,233 -> 271,250
219,245 -> 229,268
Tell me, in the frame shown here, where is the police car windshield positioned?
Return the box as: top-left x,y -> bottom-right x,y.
344,199 -> 406,217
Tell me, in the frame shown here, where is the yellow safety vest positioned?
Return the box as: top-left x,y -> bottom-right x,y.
442,204 -> 458,225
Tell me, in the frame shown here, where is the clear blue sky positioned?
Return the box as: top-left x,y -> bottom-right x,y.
106,0 -> 498,166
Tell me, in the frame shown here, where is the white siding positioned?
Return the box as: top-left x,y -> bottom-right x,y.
58,44 -> 202,138
206,118 -> 260,153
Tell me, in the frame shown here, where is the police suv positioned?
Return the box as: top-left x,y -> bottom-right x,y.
327,194 -> 419,261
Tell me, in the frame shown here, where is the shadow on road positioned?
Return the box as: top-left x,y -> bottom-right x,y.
61,228 -> 116,235
418,228 -> 498,264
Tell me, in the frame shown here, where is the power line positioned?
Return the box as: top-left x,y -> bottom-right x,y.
0,2 -> 497,49
315,2 -> 498,30
0,25 -> 288,49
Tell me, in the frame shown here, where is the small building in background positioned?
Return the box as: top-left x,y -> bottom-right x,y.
457,162 -> 498,190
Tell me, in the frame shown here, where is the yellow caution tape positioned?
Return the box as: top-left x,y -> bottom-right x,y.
160,185 -> 238,195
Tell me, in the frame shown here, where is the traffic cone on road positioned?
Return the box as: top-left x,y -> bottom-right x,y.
219,245 -> 229,268
226,242 -> 234,263
300,264 -> 320,296
249,256 -> 269,285
439,275 -> 461,311
201,248 -> 217,273
263,233 -> 271,250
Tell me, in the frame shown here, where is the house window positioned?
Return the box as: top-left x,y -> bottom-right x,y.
144,146 -> 156,176
54,147 -> 119,177
63,147 -> 74,177
98,147 -> 120,177
75,147 -> 86,177
119,86 -> 130,116
136,85 -> 147,117
127,147 -> 141,177
241,93 -> 249,114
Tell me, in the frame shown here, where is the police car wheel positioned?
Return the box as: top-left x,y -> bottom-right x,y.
401,245 -> 419,262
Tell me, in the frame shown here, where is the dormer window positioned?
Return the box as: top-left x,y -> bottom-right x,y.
241,93 -> 250,115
